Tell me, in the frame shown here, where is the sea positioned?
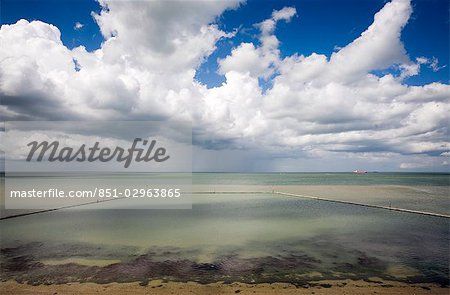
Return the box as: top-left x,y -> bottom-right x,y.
0,172 -> 449,286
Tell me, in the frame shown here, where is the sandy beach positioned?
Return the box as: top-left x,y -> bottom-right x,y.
1,279 -> 448,295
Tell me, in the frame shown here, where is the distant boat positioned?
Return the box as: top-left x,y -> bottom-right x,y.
353,170 -> 367,174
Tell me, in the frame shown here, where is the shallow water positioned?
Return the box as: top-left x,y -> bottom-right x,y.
1,193 -> 448,285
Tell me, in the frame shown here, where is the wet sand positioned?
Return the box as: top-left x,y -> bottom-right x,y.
1,279 -> 448,295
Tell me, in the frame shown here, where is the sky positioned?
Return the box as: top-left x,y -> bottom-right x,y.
0,0 -> 449,172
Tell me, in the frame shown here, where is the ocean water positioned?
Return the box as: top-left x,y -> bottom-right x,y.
192,172 -> 450,186
0,173 -> 449,285
190,173 -> 450,215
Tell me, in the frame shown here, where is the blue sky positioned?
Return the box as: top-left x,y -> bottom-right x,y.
2,0 -> 448,88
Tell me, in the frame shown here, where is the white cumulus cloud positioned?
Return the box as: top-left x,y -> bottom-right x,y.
0,0 -> 448,171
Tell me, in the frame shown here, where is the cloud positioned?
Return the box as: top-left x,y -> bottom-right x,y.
74,22 -> 84,30
218,7 -> 296,78
416,56 -> 446,72
0,0 -> 448,171
259,6 -> 297,34
399,159 -> 445,169
328,0 -> 412,82
400,162 -> 423,169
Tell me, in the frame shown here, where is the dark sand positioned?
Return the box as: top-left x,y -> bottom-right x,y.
1,279 -> 448,295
